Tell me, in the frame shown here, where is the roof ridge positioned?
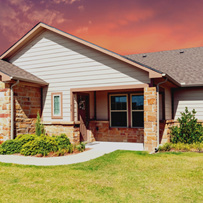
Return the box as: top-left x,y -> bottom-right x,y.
126,46 -> 203,56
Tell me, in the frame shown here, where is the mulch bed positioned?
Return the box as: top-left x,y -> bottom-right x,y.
12,148 -> 92,157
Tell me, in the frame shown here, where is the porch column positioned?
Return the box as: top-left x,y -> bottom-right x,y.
144,87 -> 157,152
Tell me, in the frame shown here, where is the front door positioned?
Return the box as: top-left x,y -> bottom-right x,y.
77,94 -> 89,142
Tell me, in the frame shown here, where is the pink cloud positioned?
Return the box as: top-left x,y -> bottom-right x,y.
76,27 -> 89,34
52,0 -> 80,4
78,5 -> 84,11
26,9 -> 67,25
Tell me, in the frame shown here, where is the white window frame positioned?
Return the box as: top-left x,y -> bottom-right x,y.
109,94 -> 128,127
130,93 -> 144,128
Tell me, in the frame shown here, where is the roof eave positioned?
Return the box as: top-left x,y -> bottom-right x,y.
162,73 -> 181,87
11,76 -> 48,86
180,83 -> 203,87
0,22 -> 163,79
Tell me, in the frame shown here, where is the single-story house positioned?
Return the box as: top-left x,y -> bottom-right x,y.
0,22 -> 203,153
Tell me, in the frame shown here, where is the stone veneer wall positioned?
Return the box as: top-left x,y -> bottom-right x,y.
13,84 -> 41,137
144,87 -> 157,152
44,124 -> 80,144
159,120 -> 203,144
89,121 -> 144,143
0,82 -> 11,141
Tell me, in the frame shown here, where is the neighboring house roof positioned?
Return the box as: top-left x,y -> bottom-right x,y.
0,60 -> 48,85
0,22 -> 162,79
126,47 -> 203,86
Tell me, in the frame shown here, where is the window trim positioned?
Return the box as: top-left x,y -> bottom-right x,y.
109,94 -> 128,127
130,93 -> 144,128
51,92 -> 63,119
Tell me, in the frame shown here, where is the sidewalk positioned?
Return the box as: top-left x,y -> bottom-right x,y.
0,142 -> 143,166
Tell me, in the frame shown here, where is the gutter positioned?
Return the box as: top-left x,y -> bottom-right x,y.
155,77 -> 168,152
11,80 -> 19,139
180,83 -> 203,87
162,73 -> 180,87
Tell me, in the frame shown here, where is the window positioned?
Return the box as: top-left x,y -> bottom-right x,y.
110,95 -> 128,127
131,94 -> 144,127
51,92 -> 63,119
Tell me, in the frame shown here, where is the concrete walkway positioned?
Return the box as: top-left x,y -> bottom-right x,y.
0,142 -> 143,166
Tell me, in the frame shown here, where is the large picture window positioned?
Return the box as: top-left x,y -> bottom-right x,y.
51,92 -> 63,119
131,94 -> 144,127
110,95 -> 128,127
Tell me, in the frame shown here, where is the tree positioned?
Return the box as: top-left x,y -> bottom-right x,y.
35,112 -> 45,136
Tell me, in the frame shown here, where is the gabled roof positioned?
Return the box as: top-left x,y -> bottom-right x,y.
126,47 -> 203,86
0,60 -> 48,85
0,22 -> 162,79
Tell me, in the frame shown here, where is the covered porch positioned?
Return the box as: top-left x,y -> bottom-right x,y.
70,84 -> 157,152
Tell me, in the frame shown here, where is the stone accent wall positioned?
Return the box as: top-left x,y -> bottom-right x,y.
44,124 -> 80,144
159,120 -> 172,144
89,121 -> 144,143
144,87 -> 157,152
159,120 -> 203,144
0,82 -> 11,141
13,84 -> 41,137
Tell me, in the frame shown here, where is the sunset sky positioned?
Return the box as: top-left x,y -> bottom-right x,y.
1,0 -> 203,56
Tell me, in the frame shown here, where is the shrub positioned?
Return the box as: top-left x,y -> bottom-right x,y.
0,140 -> 19,155
35,112 -> 45,136
80,142 -> 86,151
159,142 -> 203,152
68,144 -> 74,153
20,134 -> 72,156
158,143 -> 172,151
0,134 -> 37,155
0,133 -> 77,156
193,142 -> 203,152
54,134 -> 71,150
76,143 -> 86,152
170,107 -> 203,144
20,135 -> 58,156
55,148 -> 67,156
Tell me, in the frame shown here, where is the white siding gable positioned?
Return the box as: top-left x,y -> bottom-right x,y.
174,87 -> 203,120
9,30 -> 150,121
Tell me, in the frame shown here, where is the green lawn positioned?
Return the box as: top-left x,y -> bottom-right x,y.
0,151 -> 203,203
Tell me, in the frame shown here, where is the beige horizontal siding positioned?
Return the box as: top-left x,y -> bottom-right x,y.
165,86 -> 172,120
174,87 -> 203,120
159,94 -> 163,120
96,91 -> 108,120
10,30 -> 149,122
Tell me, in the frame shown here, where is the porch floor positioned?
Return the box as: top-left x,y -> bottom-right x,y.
86,141 -> 144,153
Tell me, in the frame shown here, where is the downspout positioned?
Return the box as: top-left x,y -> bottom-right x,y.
11,80 -> 19,139
155,77 -> 167,152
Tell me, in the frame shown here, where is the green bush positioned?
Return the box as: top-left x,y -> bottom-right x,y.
170,107 -> 203,144
159,142 -> 203,152
54,133 -> 71,150
158,143 -> 172,151
0,140 -> 19,155
0,134 -> 37,155
80,142 -> 86,151
68,144 -> 74,153
20,135 -> 58,156
0,134 -> 73,156
76,142 -> 86,152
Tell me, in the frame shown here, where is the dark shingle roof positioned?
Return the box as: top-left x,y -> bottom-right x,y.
0,60 -> 48,85
125,47 -> 203,86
